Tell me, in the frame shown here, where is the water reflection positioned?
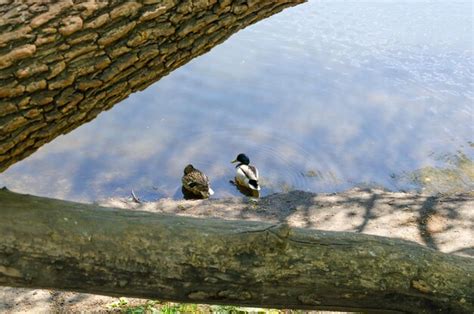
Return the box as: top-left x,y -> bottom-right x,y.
0,1 -> 472,202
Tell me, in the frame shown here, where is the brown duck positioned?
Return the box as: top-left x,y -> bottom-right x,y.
182,164 -> 214,199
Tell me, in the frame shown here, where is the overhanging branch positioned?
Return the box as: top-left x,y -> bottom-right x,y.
0,0 -> 305,172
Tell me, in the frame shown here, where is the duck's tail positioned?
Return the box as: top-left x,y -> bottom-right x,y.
248,180 -> 260,191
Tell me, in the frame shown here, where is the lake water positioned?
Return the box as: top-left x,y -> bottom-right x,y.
1,1 -> 473,202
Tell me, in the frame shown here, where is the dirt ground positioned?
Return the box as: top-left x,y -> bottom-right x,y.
1,188 -> 473,313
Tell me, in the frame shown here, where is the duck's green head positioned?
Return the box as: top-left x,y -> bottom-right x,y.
231,153 -> 250,165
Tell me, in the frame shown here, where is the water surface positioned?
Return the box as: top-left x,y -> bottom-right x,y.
1,1 -> 473,202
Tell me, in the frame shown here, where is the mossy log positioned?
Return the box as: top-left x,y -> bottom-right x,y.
0,0 -> 305,172
0,189 -> 472,313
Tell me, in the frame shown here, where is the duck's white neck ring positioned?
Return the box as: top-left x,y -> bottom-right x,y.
235,162 -> 249,168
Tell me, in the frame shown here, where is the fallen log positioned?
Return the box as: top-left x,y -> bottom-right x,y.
0,188 -> 472,313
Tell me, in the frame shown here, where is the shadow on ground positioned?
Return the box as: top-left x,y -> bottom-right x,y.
100,187 -> 474,257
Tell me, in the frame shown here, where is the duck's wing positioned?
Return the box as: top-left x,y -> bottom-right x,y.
249,165 -> 259,180
182,171 -> 209,189
240,165 -> 258,181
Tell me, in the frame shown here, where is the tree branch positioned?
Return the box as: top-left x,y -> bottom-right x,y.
0,0 -> 305,172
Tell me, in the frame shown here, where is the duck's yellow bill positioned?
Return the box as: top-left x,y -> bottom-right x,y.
231,159 -> 238,163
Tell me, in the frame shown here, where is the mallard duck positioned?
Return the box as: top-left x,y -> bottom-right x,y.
231,153 -> 260,191
182,164 -> 214,199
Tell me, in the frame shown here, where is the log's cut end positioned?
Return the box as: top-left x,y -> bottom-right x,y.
0,188 -> 473,313
0,0 -> 306,172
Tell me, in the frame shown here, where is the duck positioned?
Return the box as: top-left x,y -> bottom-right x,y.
181,164 -> 214,199
231,153 -> 260,191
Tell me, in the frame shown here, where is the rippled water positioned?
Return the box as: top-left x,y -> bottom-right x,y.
1,1 -> 473,202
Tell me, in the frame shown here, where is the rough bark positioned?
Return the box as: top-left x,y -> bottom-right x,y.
0,0 -> 305,172
0,189 -> 472,313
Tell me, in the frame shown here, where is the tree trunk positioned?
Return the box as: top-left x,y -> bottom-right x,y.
0,0 -> 305,172
0,188 -> 472,313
